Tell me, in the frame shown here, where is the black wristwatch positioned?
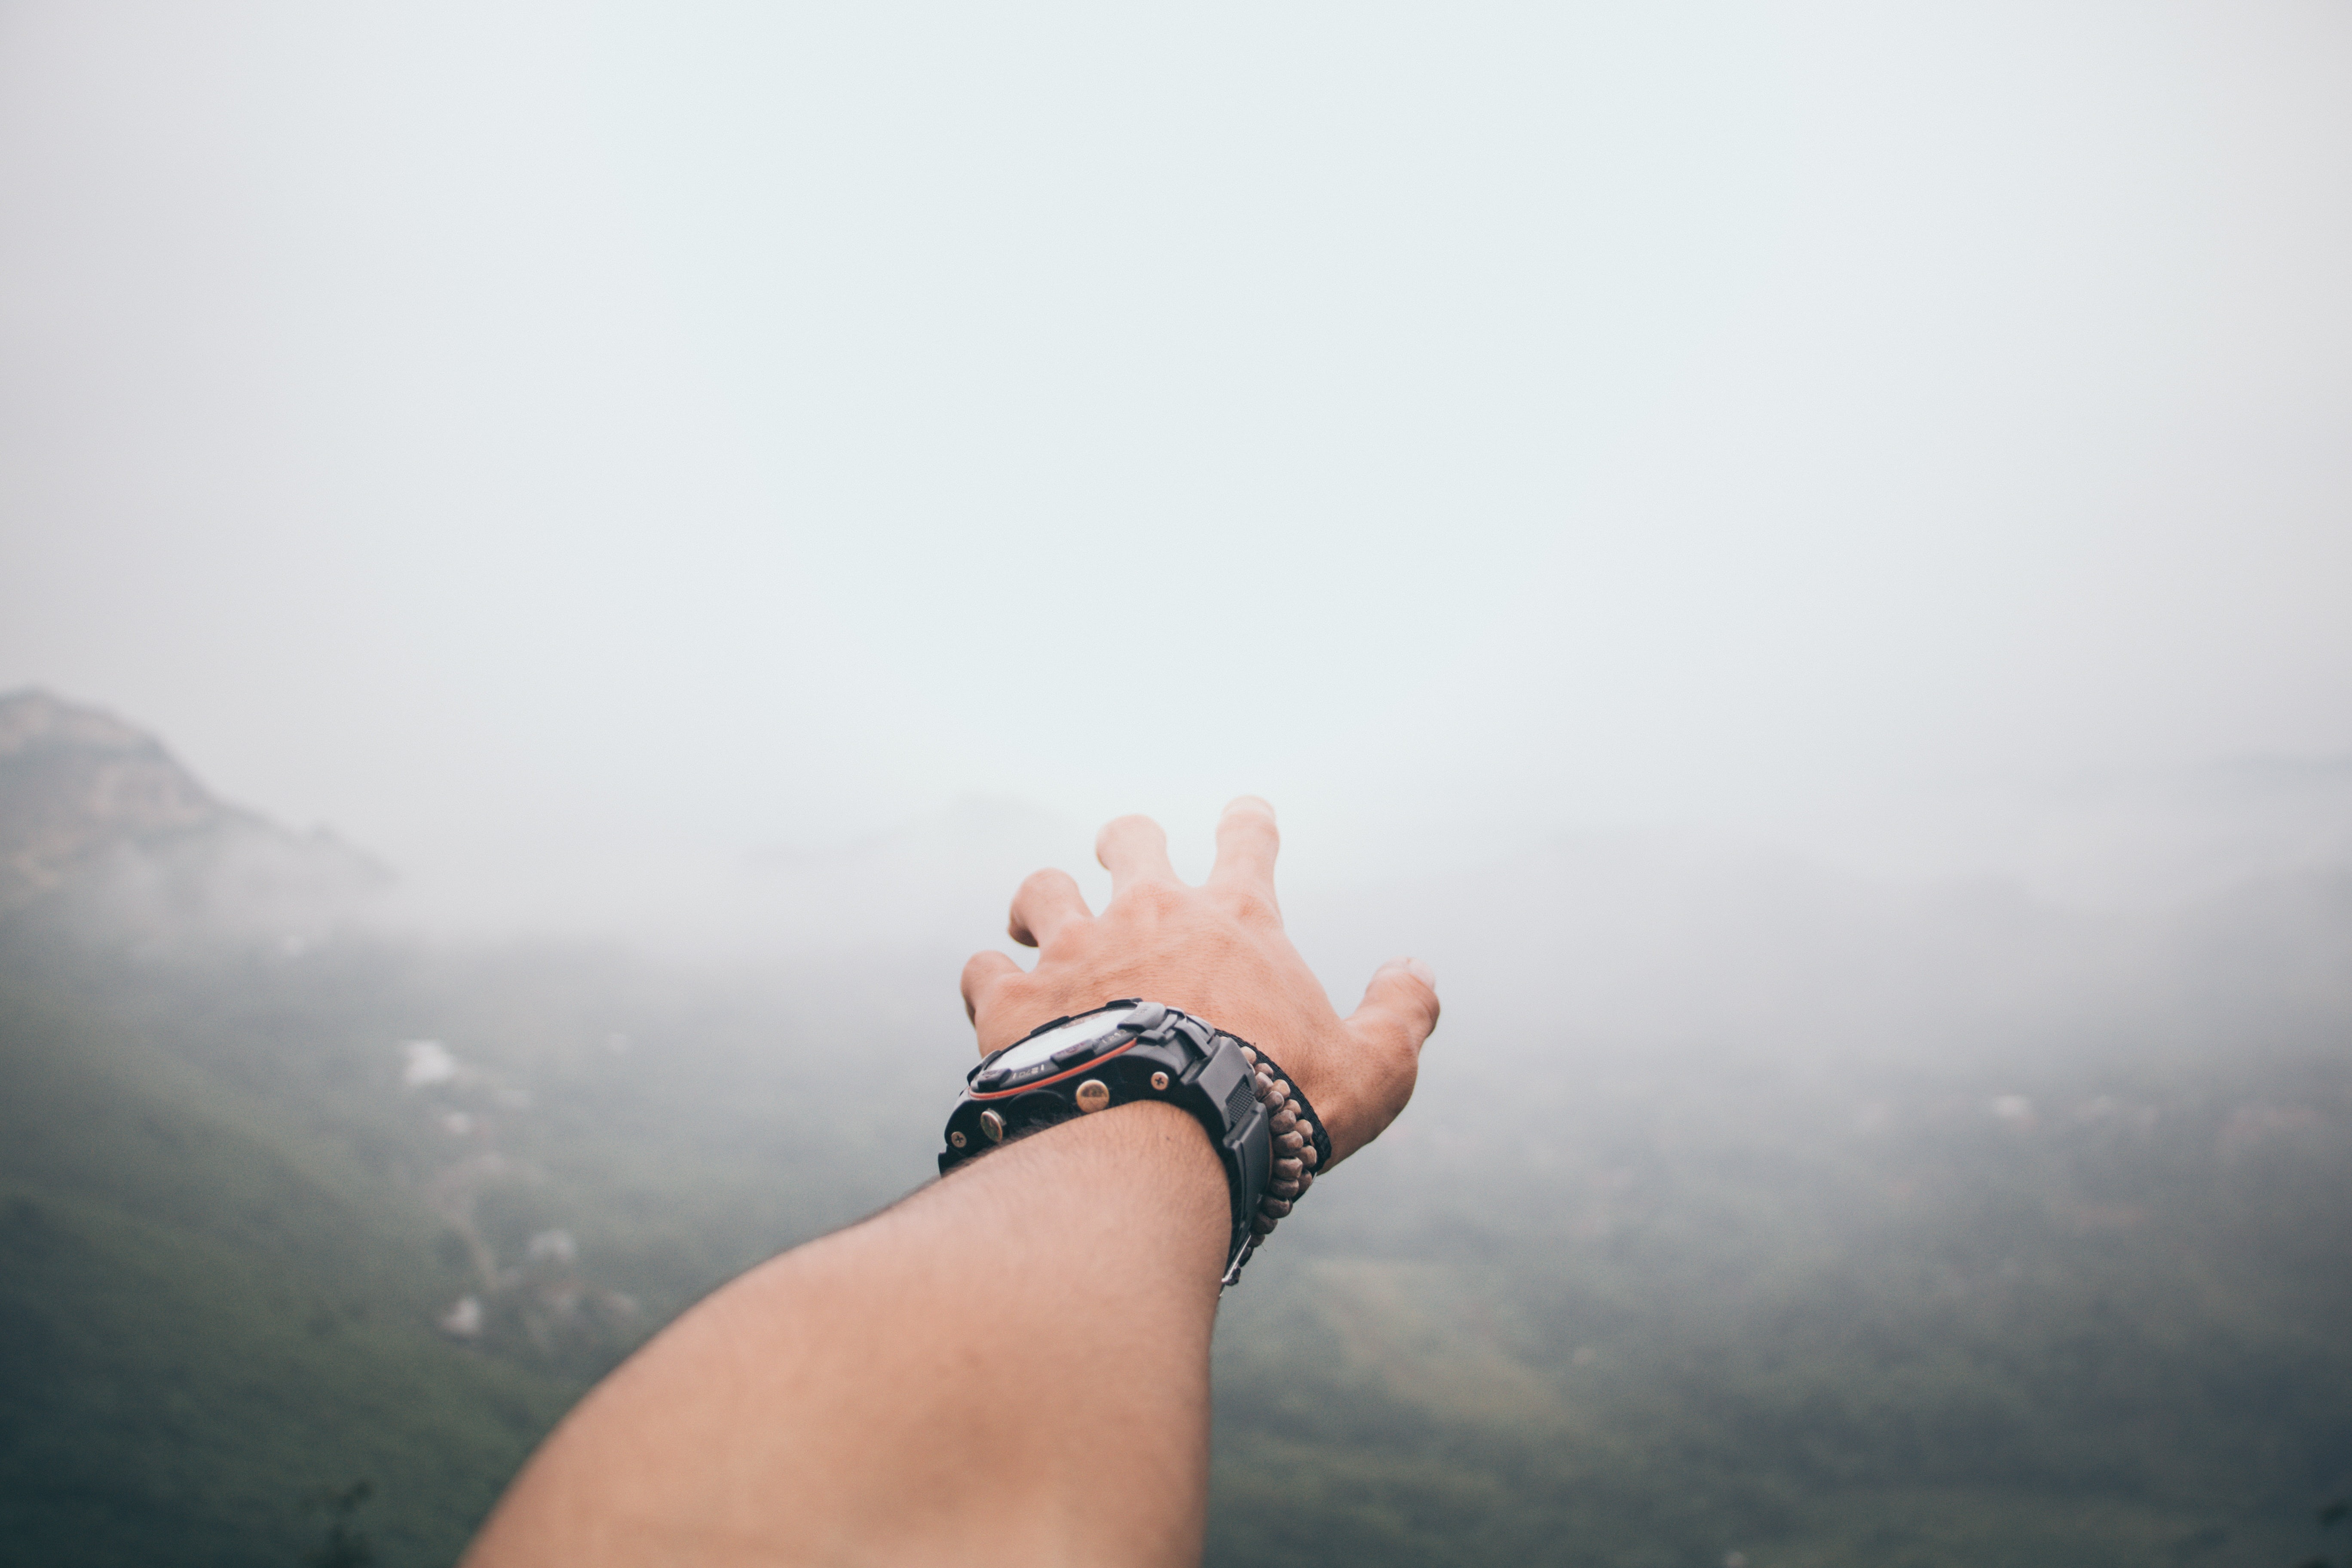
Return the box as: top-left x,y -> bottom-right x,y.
939,1000 -> 1330,1286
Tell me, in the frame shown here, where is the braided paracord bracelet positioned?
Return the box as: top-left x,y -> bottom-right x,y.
1224,1038 -> 1334,1280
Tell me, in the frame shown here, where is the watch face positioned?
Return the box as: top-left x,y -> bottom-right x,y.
989,1005 -> 1136,1075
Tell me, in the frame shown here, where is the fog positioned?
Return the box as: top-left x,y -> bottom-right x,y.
7,18 -> 2352,1562
3,1 -> 2347,940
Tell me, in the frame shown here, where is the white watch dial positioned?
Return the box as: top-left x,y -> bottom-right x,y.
989,1006 -> 1136,1074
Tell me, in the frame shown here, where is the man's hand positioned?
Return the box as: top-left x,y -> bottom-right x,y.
959,797 -> 1439,1165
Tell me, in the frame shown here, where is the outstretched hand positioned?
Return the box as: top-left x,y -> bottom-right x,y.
468,797 -> 1427,1568
959,797 -> 1439,1166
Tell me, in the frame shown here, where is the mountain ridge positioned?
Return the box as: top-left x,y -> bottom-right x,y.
0,689 -> 388,932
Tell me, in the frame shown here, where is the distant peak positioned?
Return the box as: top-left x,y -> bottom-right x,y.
0,688 -> 177,761
0,689 -> 388,928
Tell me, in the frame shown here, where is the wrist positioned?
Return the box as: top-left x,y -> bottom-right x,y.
931,1096 -> 1230,1314
940,999 -> 1332,1286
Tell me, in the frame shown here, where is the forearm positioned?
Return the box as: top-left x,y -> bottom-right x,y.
466,800 -> 1439,1566
467,1100 -> 1229,1568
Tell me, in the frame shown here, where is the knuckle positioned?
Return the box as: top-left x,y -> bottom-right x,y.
1042,916 -> 1097,958
1222,889 -> 1280,928
1121,878 -> 1186,916
1228,816 -> 1280,851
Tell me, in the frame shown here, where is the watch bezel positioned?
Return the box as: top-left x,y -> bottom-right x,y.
967,1038 -> 1144,1099
968,1001 -> 1148,1097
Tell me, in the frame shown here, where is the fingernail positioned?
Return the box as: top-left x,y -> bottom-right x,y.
1222,795 -> 1276,821
1385,956 -> 1436,989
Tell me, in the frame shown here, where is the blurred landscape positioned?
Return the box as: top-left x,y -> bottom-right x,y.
6,5 -> 2348,1565
3,688 -> 2346,1568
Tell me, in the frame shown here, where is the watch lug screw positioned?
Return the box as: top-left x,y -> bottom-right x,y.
980,1109 -> 1006,1143
1150,1071 -> 1170,1091
1075,1079 -> 1111,1113
949,1130 -> 966,1148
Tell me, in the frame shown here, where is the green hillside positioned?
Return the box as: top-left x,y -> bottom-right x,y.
0,903 -> 968,1566
1207,1044 -> 2352,1567
0,976 -> 576,1567
3,895 -> 2349,1568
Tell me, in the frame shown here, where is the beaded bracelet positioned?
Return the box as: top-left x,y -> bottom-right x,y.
1225,1038 -> 1334,1280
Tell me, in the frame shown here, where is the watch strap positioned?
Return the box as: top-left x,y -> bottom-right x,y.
938,1001 -> 1328,1288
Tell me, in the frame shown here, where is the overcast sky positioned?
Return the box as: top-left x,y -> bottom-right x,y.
3,2 -> 2347,929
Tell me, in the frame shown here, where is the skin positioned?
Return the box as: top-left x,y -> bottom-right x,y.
465,798 -> 1440,1568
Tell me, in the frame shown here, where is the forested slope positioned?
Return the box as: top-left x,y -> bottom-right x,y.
0,973 -> 572,1566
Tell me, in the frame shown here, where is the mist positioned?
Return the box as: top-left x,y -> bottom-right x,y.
4,7 -> 2351,1565
3,0 -> 2347,938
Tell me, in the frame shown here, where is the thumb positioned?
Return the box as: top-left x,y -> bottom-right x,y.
1343,956 -> 1440,1060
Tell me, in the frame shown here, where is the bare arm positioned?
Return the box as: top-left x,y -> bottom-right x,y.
464,799 -> 1439,1567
